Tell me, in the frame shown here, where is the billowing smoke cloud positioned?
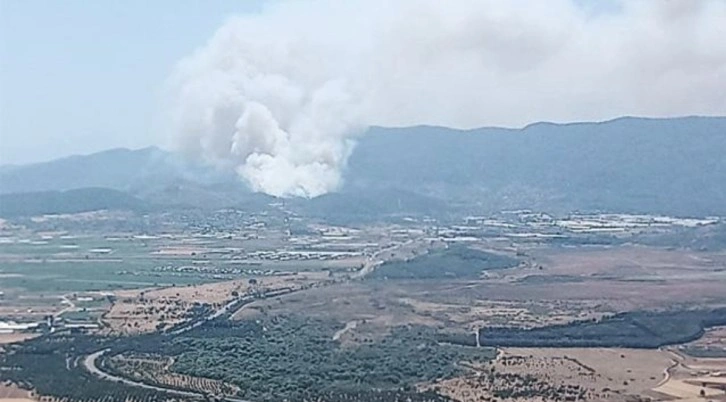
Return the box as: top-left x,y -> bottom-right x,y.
166,0 -> 726,197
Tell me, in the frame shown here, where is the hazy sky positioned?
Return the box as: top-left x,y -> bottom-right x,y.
1,0 -> 725,167
0,0 -> 263,164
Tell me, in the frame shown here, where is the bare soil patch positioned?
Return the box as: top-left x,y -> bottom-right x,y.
532,246 -> 726,280
0,333 -> 38,345
0,383 -> 32,401
426,347 -> 674,402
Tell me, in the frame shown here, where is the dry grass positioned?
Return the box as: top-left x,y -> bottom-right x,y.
103,271 -> 328,334
508,348 -> 672,393
652,349 -> 726,401
231,282 -> 441,344
358,246 -> 726,316
0,333 -> 38,345
532,246 -> 726,278
231,281 -> 609,347
426,348 -> 674,402
397,297 -> 606,331
0,383 -> 33,401
227,246 -> 726,347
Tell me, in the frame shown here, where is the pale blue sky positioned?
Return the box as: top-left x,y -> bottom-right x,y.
3,0 -> 719,169
0,0 -> 264,164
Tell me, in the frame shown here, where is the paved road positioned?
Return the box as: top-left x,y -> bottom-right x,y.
169,295 -> 254,335
84,294 -> 257,401
351,239 -> 415,279
84,350 -> 201,398
54,294 -> 76,318
83,349 -> 251,402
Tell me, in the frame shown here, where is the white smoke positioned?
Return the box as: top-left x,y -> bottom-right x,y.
165,0 -> 726,197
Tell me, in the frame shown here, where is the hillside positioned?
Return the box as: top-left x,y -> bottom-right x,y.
0,188 -> 147,217
0,147 -> 231,194
346,116 -> 726,215
1,116 -> 725,216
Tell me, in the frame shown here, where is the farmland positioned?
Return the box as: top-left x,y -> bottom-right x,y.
1,209 -> 726,402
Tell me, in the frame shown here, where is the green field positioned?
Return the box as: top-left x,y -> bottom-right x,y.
0,235 -> 336,293
0,236 -> 230,293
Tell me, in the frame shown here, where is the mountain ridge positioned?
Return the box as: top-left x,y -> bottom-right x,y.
4,114 -> 721,171
1,116 -> 724,217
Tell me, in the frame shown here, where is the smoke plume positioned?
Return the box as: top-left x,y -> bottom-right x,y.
166,0 -> 726,197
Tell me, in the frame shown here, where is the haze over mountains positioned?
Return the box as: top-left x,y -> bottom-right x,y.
1,116 -> 725,218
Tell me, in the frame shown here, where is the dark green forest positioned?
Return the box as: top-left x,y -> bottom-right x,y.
439,308 -> 726,348
171,316 -> 495,401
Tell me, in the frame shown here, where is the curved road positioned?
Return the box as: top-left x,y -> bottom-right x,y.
84,296 -> 257,402
83,239 -> 414,400
84,349 -> 250,402
655,349 -> 682,388
83,350 -> 207,399
83,288 -> 308,401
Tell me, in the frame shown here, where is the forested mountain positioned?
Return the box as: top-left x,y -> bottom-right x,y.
346,116 -> 726,215
1,116 -> 724,216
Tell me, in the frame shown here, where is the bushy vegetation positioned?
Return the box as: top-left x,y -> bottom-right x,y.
170,316 -> 495,401
5,302 -> 724,401
0,315 -> 492,402
370,245 -> 518,280
448,362 -> 590,402
105,354 -> 241,397
440,308 -> 726,348
0,334 -> 172,401
681,346 -> 726,358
